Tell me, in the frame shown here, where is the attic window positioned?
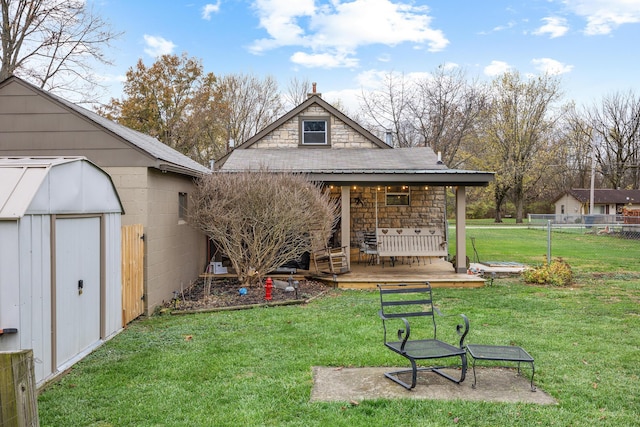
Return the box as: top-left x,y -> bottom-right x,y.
300,118 -> 330,146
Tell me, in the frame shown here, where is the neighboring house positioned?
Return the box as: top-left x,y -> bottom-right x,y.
554,189 -> 640,216
217,88 -> 494,272
0,76 -> 211,316
0,157 -> 122,385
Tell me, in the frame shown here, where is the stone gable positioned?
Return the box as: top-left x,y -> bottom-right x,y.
251,104 -> 379,149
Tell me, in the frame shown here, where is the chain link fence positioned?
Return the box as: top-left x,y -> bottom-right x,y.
527,213 -> 640,266
452,216 -> 640,274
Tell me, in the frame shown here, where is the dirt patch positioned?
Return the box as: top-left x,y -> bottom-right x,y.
164,277 -> 331,312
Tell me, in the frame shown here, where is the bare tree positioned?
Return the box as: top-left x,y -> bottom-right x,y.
586,90 -> 640,189
284,76 -> 312,109
358,71 -> 417,147
410,66 -> 487,168
188,170 -> 339,287
217,73 -> 284,148
1,0 -> 121,101
556,104 -> 598,190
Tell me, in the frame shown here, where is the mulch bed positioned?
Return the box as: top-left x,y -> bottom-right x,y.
164,277 -> 331,313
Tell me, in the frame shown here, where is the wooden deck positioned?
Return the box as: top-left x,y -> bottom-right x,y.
309,252 -> 486,289
201,254 -> 487,290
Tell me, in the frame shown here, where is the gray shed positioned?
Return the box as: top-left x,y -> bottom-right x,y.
0,156 -> 123,386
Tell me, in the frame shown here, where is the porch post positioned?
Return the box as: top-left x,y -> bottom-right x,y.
455,186 -> 467,273
341,186 -> 351,265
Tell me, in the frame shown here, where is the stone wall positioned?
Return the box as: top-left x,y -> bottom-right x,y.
329,186 -> 447,245
252,104 -> 378,149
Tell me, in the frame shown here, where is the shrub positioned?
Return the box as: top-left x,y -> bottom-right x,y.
522,257 -> 573,286
188,169 -> 339,287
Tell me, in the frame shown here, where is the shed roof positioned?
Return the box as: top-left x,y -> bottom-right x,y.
0,156 -> 123,219
219,147 -> 494,186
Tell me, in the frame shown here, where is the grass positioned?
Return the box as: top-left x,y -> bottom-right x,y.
451,225 -> 640,273
37,228 -> 640,426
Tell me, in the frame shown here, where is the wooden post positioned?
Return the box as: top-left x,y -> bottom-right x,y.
0,350 -> 40,427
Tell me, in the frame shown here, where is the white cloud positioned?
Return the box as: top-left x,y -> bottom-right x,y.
562,0 -> 640,35
290,51 -> 359,68
484,60 -> 512,76
534,16 -> 569,38
202,2 -> 221,20
531,58 -> 573,75
322,88 -> 362,111
143,35 -> 176,57
249,0 -> 448,67
376,53 -> 391,63
441,62 -> 460,71
354,68 -> 431,90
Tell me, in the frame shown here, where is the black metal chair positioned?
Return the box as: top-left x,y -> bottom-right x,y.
377,283 -> 469,390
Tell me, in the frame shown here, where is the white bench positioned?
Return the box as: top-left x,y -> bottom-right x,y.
376,228 -> 447,266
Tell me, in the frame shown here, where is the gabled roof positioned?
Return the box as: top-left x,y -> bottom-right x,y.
560,188 -> 640,204
232,94 -> 390,151
219,147 -> 494,186
0,156 -> 123,219
0,76 -> 211,177
217,92 -> 493,187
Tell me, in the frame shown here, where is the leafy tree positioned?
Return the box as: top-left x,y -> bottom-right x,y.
481,72 -> 563,223
99,53 -> 227,164
188,170 -> 339,287
1,0 -> 121,101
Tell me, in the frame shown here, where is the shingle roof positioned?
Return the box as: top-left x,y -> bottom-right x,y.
565,188 -> 640,204
219,147 -> 494,186
3,76 -> 211,176
221,147 -> 441,171
51,94 -> 211,176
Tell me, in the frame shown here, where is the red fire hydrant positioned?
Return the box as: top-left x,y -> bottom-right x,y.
265,277 -> 273,301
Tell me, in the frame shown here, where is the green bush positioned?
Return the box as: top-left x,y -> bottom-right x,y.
522,257 -> 573,286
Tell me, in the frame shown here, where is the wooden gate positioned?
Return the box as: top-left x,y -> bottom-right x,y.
121,224 -> 144,325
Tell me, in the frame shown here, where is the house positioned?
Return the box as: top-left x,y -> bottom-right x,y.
554,189 -> 640,216
0,76 -> 211,317
217,87 -> 494,273
0,157 -> 122,385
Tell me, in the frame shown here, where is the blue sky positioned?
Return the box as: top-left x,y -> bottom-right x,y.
93,0 -> 640,111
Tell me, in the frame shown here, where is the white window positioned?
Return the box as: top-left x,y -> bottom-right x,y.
301,119 -> 329,145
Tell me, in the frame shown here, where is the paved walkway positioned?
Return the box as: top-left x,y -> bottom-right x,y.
311,366 -> 556,405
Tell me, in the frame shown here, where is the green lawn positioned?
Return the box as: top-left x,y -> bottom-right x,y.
37,228 -> 640,426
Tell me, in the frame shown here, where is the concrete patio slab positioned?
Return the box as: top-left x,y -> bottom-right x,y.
310,366 -> 556,405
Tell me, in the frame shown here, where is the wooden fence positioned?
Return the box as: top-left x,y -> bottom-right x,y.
121,224 -> 144,325
0,350 -> 39,426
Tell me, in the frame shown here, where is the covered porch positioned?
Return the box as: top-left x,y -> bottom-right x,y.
310,249 -> 486,289
219,146 -> 494,278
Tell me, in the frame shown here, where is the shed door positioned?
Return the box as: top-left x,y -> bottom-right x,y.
55,217 -> 101,369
